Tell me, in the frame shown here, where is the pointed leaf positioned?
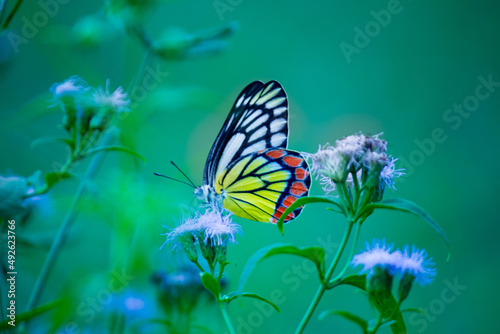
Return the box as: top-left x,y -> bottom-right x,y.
367,198 -> 450,258
84,145 -> 146,162
318,310 -> 368,333
44,171 -> 74,189
335,274 -> 367,289
31,136 -> 75,150
200,272 -> 221,301
401,308 -> 426,315
337,274 -> 406,334
238,243 -> 325,292
223,292 -> 280,313
0,299 -> 62,329
277,196 -> 343,234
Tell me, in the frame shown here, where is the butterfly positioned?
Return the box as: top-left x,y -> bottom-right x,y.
194,81 -> 311,224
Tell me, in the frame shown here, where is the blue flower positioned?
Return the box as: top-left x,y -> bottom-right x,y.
124,296 -> 145,311
163,207 -> 241,249
379,157 -> 405,191
162,206 -> 241,263
395,246 -> 436,287
93,80 -> 130,114
197,207 -> 241,247
351,239 -> 401,277
50,75 -> 89,99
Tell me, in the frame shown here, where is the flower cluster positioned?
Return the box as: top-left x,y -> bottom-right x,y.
163,205 -> 241,265
352,240 -> 436,302
51,76 -> 130,134
304,133 -> 404,200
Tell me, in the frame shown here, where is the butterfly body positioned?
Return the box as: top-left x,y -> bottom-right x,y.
195,81 -> 310,223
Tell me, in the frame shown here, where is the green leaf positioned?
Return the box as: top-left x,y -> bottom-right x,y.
277,196 -> 343,234
238,243 -> 325,293
367,198 -> 450,259
0,299 -> 62,329
337,274 -> 406,334
31,136 -> 75,150
84,145 -> 146,162
200,272 -> 221,301
44,171 -> 74,189
318,310 -> 368,333
223,292 -> 280,313
335,274 -> 367,289
401,307 -> 426,315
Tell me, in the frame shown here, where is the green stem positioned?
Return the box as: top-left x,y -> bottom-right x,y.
23,132 -> 114,327
220,306 -> 236,334
333,220 -> 362,281
0,0 -> 7,27
127,45 -> 153,97
352,171 -> 361,208
295,220 -> 355,334
191,259 -> 205,272
335,182 -> 351,215
1,0 -> 23,30
368,298 -> 403,334
217,264 -> 224,282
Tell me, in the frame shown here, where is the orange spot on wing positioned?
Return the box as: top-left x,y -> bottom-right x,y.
266,149 -> 285,159
273,206 -> 296,222
291,182 -> 308,196
283,156 -> 303,167
295,168 -> 308,180
283,195 -> 297,207
284,211 -> 296,221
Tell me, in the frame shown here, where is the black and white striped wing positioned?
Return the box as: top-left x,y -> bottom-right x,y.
203,81 -> 289,187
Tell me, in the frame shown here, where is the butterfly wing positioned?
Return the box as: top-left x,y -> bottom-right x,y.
214,149 -> 311,223
203,81 -> 289,187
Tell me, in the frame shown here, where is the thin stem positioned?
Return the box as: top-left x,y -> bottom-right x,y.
1,0 -> 23,30
191,259 -> 205,272
0,0 -> 7,26
127,45 -> 153,97
352,171 -> 361,208
220,307 -> 236,334
23,132 -> 114,323
333,220 -> 362,281
295,221 -> 355,334
335,182 -> 351,215
368,298 -> 403,334
217,262 -> 226,282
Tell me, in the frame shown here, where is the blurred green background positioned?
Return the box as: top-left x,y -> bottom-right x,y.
1,0 -> 499,333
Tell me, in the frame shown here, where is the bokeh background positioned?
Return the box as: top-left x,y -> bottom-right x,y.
1,0 -> 499,333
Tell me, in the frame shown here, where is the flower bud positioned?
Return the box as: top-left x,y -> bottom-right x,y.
199,237 -> 216,264
367,265 -> 394,300
215,244 -> 228,264
397,272 -> 415,302
183,237 -> 198,263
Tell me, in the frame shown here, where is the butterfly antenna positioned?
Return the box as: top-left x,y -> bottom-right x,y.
153,173 -> 195,189
170,161 -> 197,188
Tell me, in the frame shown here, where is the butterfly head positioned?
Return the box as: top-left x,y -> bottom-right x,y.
194,184 -> 219,203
